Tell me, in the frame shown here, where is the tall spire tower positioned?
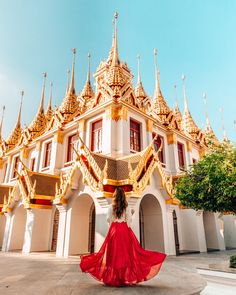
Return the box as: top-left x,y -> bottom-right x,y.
203,93 -> 217,142
68,48 -> 76,95
135,54 -> 147,99
219,107 -> 228,141
152,49 -> 170,123
46,82 -> 54,122
173,84 -> 182,124
81,52 -> 94,103
5,91 -> 24,150
181,75 -> 200,139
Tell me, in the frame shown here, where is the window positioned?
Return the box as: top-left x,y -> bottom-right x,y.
30,158 -> 36,171
130,119 -> 141,152
12,156 -> 20,179
43,141 -> 52,168
177,142 -> 185,170
192,158 -> 197,164
91,119 -> 102,152
67,134 -> 77,162
152,133 -> 165,165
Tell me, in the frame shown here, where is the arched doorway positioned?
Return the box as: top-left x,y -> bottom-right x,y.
0,214 -> 6,249
51,208 -> 59,252
173,210 -> 180,255
68,195 -> 96,255
139,194 -> 165,252
9,205 -> 27,251
203,212 -> 219,251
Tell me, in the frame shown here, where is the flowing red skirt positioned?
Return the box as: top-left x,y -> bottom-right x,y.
80,221 -> 166,287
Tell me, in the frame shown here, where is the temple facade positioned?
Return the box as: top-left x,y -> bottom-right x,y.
0,14 -> 235,257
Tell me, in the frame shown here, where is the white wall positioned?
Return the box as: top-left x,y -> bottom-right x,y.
8,205 -> 27,250
179,209 -> 200,251
68,194 -> 94,255
223,215 -> 236,248
0,215 -> 6,247
31,209 -> 53,252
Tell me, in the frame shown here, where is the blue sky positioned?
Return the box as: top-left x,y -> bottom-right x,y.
0,0 -> 235,141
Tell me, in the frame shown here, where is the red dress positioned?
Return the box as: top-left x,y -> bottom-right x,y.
80,207 -> 166,287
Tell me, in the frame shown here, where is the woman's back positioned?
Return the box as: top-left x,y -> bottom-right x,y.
107,204 -> 132,226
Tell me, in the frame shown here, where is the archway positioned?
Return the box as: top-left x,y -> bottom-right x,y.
51,208 -> 59,252
0,214 -> 6,249
139,194 -> 165,252
68,195 -> 96,255
9,205 -> 27,251
203,212 -> 220,251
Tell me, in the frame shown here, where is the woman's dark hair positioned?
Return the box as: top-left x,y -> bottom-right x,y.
112,187 -> 128,218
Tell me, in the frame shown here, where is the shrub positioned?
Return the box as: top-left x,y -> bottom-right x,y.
230,255 -> 236,268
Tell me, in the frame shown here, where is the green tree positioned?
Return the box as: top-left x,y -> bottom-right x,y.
175,141 -> 236,214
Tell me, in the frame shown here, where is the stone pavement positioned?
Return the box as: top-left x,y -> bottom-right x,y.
0,250 -> 234,295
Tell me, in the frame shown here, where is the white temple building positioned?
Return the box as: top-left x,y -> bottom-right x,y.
0,13 -> 235,258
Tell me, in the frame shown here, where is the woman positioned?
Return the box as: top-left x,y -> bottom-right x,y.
80,187 -> 166,287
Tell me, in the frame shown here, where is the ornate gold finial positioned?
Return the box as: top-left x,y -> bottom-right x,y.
137,54 -> 141,84
0,105 -> 5,143
203,92 -> 211,128
181,74 -> 188,111
173,84 -> 182,122
46,82 -> 53,121
16,90 -> 24,127
81,52 -> 94,100
68,48 -> 76,95
219,107 -> 228,141
39,72 -> 47,112
154,48 -> 162,97
135,54 -> 147,99
111,12 -> 119,66
87,52 -> 91,83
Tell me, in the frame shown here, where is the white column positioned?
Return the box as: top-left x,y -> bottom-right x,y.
195,210 -> 207,252
1,213 -> 13,252
22,209 -> 35,254
166,205 -> 176,255
56,205 -> 68,257
51,133 -> 64,173
223,214 -> 236,248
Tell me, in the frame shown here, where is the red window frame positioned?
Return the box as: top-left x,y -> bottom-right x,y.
43,141 -> 52,168
67,134 -> 77,162
12,156 -> 20,179
177,142 -> 185,170
152,133 -> 165,164
130,119 -> 141,152
91,119 -> 103,152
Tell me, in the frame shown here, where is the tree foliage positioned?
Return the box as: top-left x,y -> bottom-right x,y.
175,141 -> 236,214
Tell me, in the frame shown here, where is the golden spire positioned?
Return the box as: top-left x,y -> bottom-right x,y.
16,90 -> 24,127
173,84 -> 182,122
39,72 -> 47,112
135,54 -> 147,99
46,82 -> 54,121
27,73 -> 47,138
181,75 -> 199,138
111,12 -> 119,67
68,48 -> 76,95
5,91 -> 24,149
107,17 -> 115,62
65,69 -> 71,95
219,107 -> 228,141
0,105 -> 5,142
203,93 -> 211,130
154,48 -> 162,98
106,12 -> 126,91
152,49 -> 170,120
81,52 -> 94,100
